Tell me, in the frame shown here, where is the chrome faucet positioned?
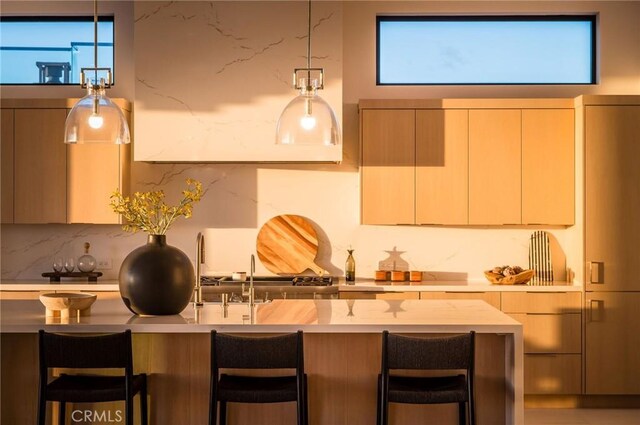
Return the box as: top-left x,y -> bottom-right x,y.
242,254 -> 256,307
194,232 -> 205,307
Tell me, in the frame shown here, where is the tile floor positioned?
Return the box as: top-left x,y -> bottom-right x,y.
525,409 -> 640,425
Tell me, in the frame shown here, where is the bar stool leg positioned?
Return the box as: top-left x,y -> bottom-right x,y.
304,377 -> 309,425
58,402 -> 66,425
140,376 -> 148,425
219,401 -> 227,425
458,402 -> 467,425
125,397 -> 134,425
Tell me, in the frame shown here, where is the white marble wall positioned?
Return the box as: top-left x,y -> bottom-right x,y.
133,1 -> 342,161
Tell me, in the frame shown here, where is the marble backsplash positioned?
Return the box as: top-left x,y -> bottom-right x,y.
1,157 -> 574,282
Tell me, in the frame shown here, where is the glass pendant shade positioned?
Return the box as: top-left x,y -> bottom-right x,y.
276,80 -> 340,146
64,85 -> 130,144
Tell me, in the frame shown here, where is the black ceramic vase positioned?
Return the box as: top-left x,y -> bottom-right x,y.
119,234 -> 194,316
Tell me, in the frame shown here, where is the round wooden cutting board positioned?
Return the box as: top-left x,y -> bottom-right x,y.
256,215 -> 324,275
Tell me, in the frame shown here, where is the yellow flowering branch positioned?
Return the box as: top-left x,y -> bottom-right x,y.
110,178 -> 203,235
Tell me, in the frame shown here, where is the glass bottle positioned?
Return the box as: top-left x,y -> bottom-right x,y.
77,242 -> 97,273
345,249 -> 356,283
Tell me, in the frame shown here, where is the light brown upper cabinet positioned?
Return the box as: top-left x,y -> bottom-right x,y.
360,99 -> 575,226
361,109 -> 415,225
14,108 -> 68,224
416,110 -> 468,225
1,109 -> 14,223
67,143 -> 130,224
522,109 -> 574,225
1,99 -> 131,225
469,109 -> 522,225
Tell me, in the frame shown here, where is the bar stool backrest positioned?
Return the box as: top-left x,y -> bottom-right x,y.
384,332 -> 474,371
38,329 -> 133,371
211,331 -> 302,370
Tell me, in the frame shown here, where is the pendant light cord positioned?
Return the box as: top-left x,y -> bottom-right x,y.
306,0 -> 311,82
93,0 -> 98,85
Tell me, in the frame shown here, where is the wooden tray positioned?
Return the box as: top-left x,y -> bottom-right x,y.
484,269 -> 535,285
42,272 -> 103,282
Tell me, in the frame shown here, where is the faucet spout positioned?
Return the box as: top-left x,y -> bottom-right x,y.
194,232 -> 205,307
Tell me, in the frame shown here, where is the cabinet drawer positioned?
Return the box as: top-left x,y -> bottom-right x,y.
339,291 -> 419,300
420,291 -> 500,309
524,354 -> 582,394
501,292 -> 581,313
509,313 -> 581,353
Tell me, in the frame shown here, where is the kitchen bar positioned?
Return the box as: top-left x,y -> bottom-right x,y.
1,298 -> 523,425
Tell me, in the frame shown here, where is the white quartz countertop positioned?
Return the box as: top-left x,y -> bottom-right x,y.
1,279 -> 581,293
1,280 -> 120,291
0,298 -> 522,334
339,279 -> 582,292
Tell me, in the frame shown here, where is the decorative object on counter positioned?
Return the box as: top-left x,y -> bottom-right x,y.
409,271 -> 423,282
42,271 -> 103,282
77,242 -> 97,272
276,0 -> 340,146
345,248 -> 356,283
111,179 -> 202,316
529,231 -> 554,284
391,270 -> 408,282
52,257 -> 64,273
39,292 -> 97,318
375,270 -> 390,281
484,266 -> 535,285
109,178 -> 203,235
63,0 -> 129,145
378,246 -> 409,272
256,214 -> 325,275
64,257 -> 76,272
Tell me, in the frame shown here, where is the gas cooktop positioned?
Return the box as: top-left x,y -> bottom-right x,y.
201,275 -> 335,287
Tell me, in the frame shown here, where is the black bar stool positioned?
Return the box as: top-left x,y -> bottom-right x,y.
37,329 -> 148,425
377,331 -> 476,425
209,330 -> 308,425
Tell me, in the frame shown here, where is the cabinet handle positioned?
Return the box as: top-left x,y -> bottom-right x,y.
589,261 -> 604,284
588,299 -> 604,322
445,291 -> 486,294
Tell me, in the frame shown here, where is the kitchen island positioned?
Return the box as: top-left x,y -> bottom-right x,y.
1,298 -> 523,425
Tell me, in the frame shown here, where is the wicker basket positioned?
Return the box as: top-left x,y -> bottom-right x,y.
484,269 -> 535,285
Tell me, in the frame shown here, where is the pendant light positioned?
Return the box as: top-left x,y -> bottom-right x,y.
275,0 -> 340,146
64,0 -> 130,144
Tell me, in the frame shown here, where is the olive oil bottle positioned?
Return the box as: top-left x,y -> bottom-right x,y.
345,248 -> 356,283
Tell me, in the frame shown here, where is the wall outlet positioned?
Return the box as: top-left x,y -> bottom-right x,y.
96,258 -> 112,270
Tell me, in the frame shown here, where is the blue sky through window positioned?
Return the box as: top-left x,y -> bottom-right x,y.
0,18 -> 114,84
378,17 -> 595,85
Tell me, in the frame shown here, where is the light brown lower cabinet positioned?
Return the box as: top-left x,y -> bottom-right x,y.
502,292 -> 583,395
419,291 -> 501,309
585,292 -> 640,394
339,291 -> 419,300
524,354 -> 582,394
508,313 -> 581,354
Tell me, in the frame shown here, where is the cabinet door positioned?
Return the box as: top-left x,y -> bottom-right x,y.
14,109 -> 67,223
524,354 -> 581,394
585,292 -> 640,394
415,109 -> 468,225
361,109 -> 415,225
68,144 -> 129,224
1,109 -> 14,223
522,109 -> 574,225
339,291 -> 419,300
585,106 -> 640,291
469,109 -> 521,225
419,291 -> 500,309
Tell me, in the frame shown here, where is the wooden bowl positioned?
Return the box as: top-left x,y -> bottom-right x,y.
39,292 -> 97,318
484,269 -> 535,285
